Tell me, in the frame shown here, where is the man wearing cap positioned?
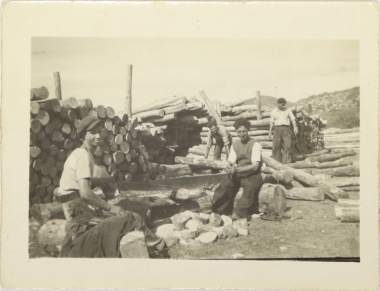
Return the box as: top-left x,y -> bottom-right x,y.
58,116 -> 164,258
268,98 -> 298,164
204,117 -> 232,160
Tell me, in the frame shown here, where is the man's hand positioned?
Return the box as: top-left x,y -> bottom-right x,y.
294,127 -> 298,135
109,205 -> 126,216
204,154 -> 208,159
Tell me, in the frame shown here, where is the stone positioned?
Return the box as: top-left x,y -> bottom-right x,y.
119,231 -> 149,258
221,215 -> 232,226
182,210 -> 198,219
231,253 -> 244,259
171,214 -> 191,230
209,213 -> 222,227
199,213 -> 210,222
175,188 -> 190,200
211,226 -> 225,239
186,219 -> 202,231
222,225 -> 239,238
237,228 -> 248,236
198,232 -> 218,244
155,224 -> 179,247
37,219 -> 67,255
179,229 -> 198,240
279,246 -> 287,251
233,218 -> 248,229
197,224 -> 214,234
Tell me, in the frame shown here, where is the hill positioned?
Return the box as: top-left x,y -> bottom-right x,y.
243,95 -> 294,109
295,87 -> 360,129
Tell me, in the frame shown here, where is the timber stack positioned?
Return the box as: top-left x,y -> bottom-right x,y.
29,88 -> 163,207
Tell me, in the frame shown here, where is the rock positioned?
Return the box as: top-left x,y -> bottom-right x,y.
209,213 -> 222,227
211,226 -> 225,239
222,225 -> 238,238
233,218 -> 248,229
37,219 -> 67,255
231,253 -> 244,259
179,229 -> 198,240
237,228 -> 248,236
199,213 -> 210,222
186,219 -> 202,231
182,210 -> 198,219
279,246 -> 287,251
197,224 -> 214,234
171,214 -> 191,230
179,238 -> 201,246
175,188 -> 190,200
221,215 -> 232,226
119,231 -> 149,258
198,232 -> 218,244
155,224 -> 179,247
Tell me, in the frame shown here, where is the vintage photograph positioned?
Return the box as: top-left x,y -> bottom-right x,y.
28,38 -> 360,260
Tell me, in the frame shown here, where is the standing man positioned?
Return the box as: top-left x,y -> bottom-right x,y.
204,117 -> 232,161
57,116 -> 164,258
268,98 -> 298,164
211,117 -> 263,220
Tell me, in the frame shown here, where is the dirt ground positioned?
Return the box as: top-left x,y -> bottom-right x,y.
29,153 -> 360,260
29,191 -> 360,260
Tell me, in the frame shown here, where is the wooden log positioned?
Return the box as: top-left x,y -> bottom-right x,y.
96,105 -> 107,119
75,99 -> 93,111
324,144 -> 360,150
133,95 -> 186,115
67,109 -> 77,121
88,109 -> 98,118
199,91 -> 222,123
110,142 -> 118,152
52,131 -> 64,143
261,167 -> 293,184
175,155 -> 227,170
259,185 -> 324,203
30,101 -> 40,115
41,176 -> 51,188
30,146 -> 41,158
294,149 -> 330,161
35,185 -> 46,197
106,106 -> 116,119
61,97 -> 78,109
134,109 -> 165,121
32,159 -> 43,171
326,177 -> 360,187
52,176 -> 60,186
335,204 -> 359,219
75,106 -> 88,119
52,72 -> 63,100
125,153 -> 132,162
256,91 -> 262,120
31,86 -> 49,101
36,110 -> 50,126
120,141 -> 130,154
30,119 -> 42,133
160,164 -> 192,178
103,153 -> 112,166
221,111 -> 271,122
287,161 -> 317,169
306,151 -> 356,163
113,151 -> 125,165
307,165 -> 360,177
125,64 -> 133,118
323,128 -> 359,134
49,167 -> 57,178
57,150 -> 66,160
115,134 -> 124,145
41,164 -> 52,176
113,116 -> 122,125
145,113 -> 176,124
262,153 -> 348,201
315,159 -> 353,169
341,208 -> 360,222
128,163 -> 139,174
221,118 -> 271,128
122,113 -> 129,125
45,156 -> 56,167
30,132 -> 38,146
36,131 -> 46,141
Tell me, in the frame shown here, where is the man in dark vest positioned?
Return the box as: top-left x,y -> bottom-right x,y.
212,117 -> 263,220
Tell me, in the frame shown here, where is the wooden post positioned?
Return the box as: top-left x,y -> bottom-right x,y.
199,91 -> 222,123
216,100 -> 221,118
53,72 -> 62,100
125,64 -> 133,118
256,90 -> 262,120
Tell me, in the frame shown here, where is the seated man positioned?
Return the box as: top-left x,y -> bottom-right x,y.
57,116 -> 163,258
211,117 -> 263,220
204,117 -> 232,161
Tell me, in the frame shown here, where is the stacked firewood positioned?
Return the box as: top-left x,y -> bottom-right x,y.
322,127 -> 359,150
291,105 -> 326,155
29,90 -> 161,207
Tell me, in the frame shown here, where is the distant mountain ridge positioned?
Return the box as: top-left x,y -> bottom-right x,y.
243,95 -> 294,109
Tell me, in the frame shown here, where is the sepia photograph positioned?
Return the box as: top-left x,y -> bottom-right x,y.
29,38 -> 360,260
2,2 -> 378,290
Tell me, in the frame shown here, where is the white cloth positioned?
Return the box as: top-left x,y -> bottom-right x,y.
228,142 -> 262,164
59,148 -> 95,195
270,108 -> 296,126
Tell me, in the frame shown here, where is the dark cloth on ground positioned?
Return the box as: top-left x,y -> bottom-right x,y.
60,211 -> 158,258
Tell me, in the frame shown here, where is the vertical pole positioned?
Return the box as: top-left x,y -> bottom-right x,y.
199,91 -> 222,124
256,90 -> 262,120
216,100 -> 222,118
53,72 -> 62,100
125,64 -> 133,118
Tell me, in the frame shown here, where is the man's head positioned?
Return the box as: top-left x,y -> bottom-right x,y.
207,118 -> 218,134
233,118 -> 250,142
277,98 -> 287,111
77,116 -> 103,146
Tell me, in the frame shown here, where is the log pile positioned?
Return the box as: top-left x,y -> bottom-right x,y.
322,127 -> 360,150
29,92 -> 167,207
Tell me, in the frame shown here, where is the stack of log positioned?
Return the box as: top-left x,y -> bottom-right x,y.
322,127 -> 360,150
29,89 -> 165,207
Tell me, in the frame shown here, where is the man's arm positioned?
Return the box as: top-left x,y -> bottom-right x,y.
78,178 -> 125,216
205,129 -> 213,158
269,110 -> 275,139
224,145 -> 230,158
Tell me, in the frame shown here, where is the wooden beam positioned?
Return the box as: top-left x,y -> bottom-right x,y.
199,91 -> 222,123
53,72 -> 62,100
125,64 -> 133,118
256,90 -> 262,120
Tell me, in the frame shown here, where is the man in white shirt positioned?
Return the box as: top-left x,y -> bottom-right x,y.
211,118 -> 263,221
268,98 -> 298,164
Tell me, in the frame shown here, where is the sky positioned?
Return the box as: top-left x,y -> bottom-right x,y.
31,38 -> 359,112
